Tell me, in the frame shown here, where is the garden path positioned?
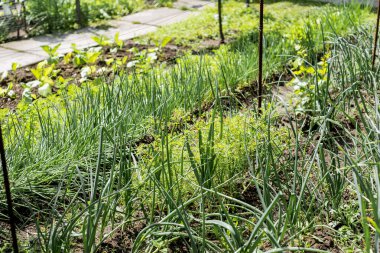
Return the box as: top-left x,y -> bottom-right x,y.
0,0 -> 212,72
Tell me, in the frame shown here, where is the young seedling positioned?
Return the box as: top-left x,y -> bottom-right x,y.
41,43 -> 61,64
113,32 -> 124,49
92,35 -> 111,47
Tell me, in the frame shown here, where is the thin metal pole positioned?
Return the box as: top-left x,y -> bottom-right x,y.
218,0 -> 225,44
258,0 -> 264,114
372,0 -> 380,69
0,126 -> 19,253
23,1 -> 27,35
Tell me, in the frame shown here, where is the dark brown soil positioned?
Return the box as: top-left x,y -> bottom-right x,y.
237,182 -> 262,208
0,33 -> 293,112
168,239 -> 190,252
98,220 -> 146,252
259,227 -> 342,252
0,40 -> 185,110
134,134 -> 155,147
304,227 -> 342,253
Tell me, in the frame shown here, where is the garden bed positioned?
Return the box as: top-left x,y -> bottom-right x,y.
0,39 -> 186,110
0,1 -> 379,252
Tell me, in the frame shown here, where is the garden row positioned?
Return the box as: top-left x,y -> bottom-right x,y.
1,0 -> 379,252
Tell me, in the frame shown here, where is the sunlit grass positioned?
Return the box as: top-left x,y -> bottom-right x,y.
1,0 -> 380,251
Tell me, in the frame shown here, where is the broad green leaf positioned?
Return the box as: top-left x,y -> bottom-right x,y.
38,83 -> 52,97
161,36 -> 172,48
11,62 -> 20,71
26,80 -> 42,88
204,220 -> 236,236
52,43 -> 61,54
63,52 -> 73,64
22,88 -> 33,103
31,68 -> 41,80
41,45 -> 51,55
87,52 -> 101,64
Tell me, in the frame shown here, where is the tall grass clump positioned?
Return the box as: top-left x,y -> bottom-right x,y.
323,27 -> 380,251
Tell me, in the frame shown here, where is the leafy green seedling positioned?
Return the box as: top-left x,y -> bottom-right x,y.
41,43 -> 61,64
113,32 -> 124,49
63,52 -> 73,65
0,83 -> 16,99
92,35 -> 111,47
56,76 -> 72,89
22,88 -> 33,103
73,48 -> 102,68
38,83 -> 52,97
11,62 -> 20,72
159,36 -> 171,48
30,61 -> 58,85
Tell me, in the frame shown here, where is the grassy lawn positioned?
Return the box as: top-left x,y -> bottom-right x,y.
0,0 -> 379,252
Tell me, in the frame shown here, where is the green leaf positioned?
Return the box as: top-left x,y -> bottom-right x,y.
160,36 -> 172,48
73,55 -> 84,67
63,52 -> 73,64
22,88 -> 33,103
38,83 -> 52,97
41,45 -> 51,55
205,220 -> 236,236
52,43 -> 61,54
31,68 -> 41,80
92,36 -> 101,45
0,87 -> 6,97
11,62 -> 20,71
25,80 -> 42,88
87,52 -> 101,64
114,32 -> 123,48
7,90 -> 16,99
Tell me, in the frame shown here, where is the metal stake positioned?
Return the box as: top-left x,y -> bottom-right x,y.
373,0 -> 380,69
0,126 -> 19,253
258,0 -> 264,114
218,0 -> 225,44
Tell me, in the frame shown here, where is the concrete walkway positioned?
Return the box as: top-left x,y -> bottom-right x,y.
0,0 -> 212,72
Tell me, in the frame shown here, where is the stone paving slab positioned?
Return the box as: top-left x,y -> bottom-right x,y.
0,47 -> 45,71
319,0 -> 377,6
0,0 -> 213,72
54,23 -> 157,55
173,0 -> 212,9
104,21 -> 163,39
148,11 -> 195,26
120,8 -> 196,27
